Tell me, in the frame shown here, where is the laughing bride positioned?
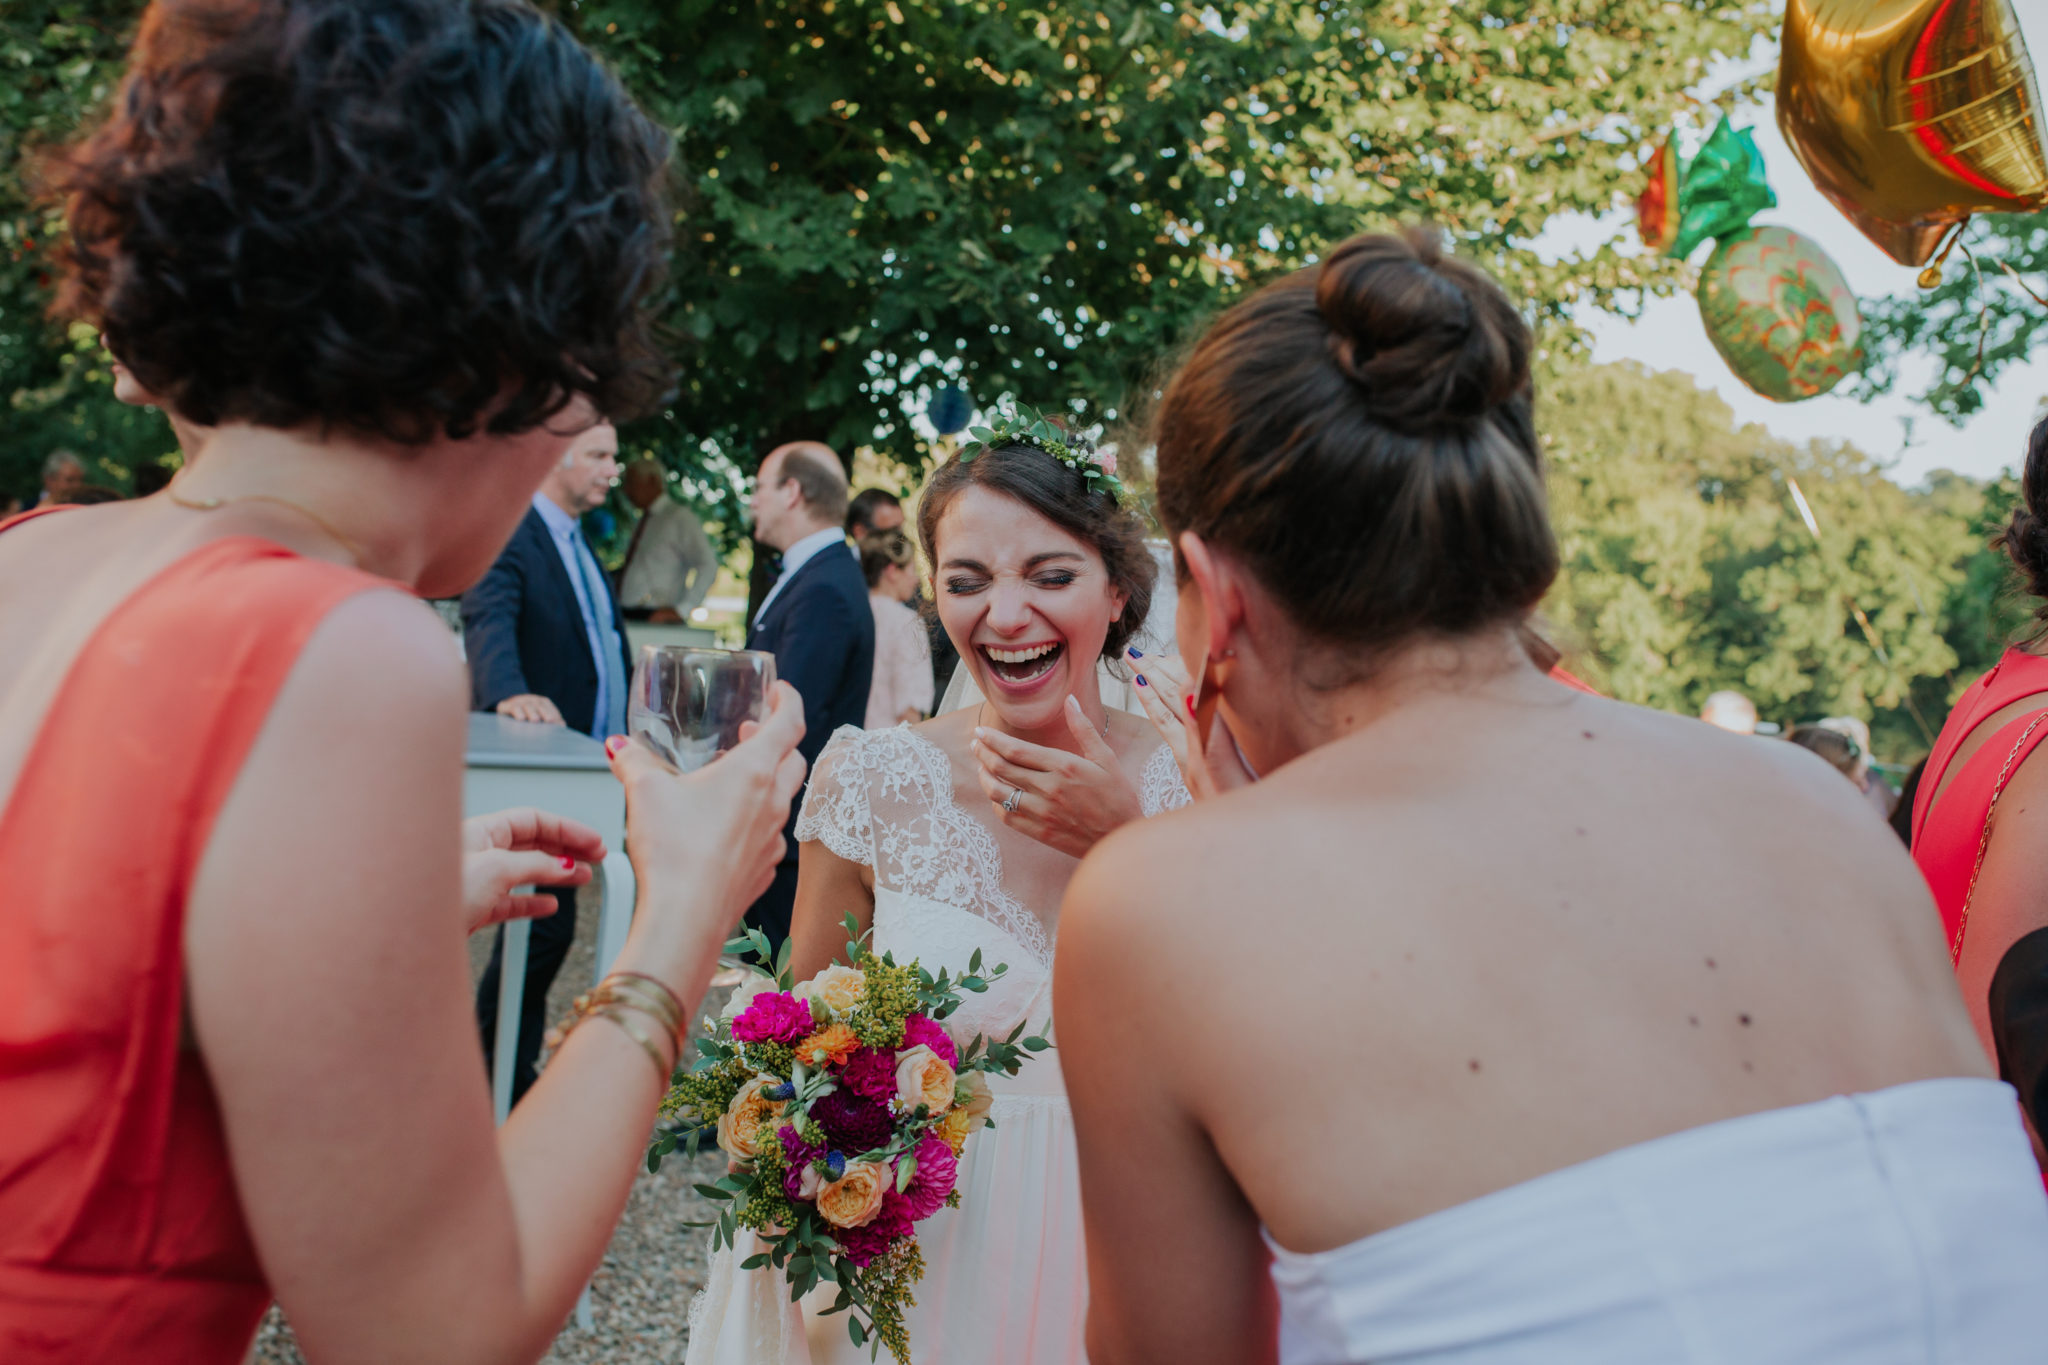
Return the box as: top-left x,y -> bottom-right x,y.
685,413 -> 1188,1365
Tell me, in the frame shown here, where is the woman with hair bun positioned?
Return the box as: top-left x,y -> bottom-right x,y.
1913,415 -> 2048,1114
1056,227 -> 2047,1365
0,4 -> 806,1362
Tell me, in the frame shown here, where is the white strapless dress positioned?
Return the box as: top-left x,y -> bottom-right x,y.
1267,1076 -> 2048,1364
685,724 -> 1186,1365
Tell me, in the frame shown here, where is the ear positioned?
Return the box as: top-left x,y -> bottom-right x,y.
1177,531 -> 1244,664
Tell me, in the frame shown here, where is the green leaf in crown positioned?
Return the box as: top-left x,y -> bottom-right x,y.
956,402 -> 1125,500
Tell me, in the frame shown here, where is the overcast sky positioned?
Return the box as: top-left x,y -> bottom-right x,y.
1543,11 -> 2048,488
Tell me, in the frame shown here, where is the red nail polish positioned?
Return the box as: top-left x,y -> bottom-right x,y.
560,856 -> 575,870
1187,696 -> 1198,717
604,735 -> 625,758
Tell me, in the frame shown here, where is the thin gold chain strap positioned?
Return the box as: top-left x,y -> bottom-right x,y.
1953,710 -> 2048,966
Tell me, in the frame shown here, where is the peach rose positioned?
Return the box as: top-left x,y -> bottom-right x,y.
954,1070 -> 993,1129
814,1159 -> 891,1228
895,1044 -> 956,1114
796,963 -> 866,1018
715,1075 -> 785,1166
796,1021 -> 860,1069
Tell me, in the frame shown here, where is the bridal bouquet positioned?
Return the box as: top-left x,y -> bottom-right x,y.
648,916 -> 1047,1362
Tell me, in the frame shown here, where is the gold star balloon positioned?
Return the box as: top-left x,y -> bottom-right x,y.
1777,0 -> 2048,268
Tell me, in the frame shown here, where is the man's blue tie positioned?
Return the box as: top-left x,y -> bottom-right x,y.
571,528 -> 630,739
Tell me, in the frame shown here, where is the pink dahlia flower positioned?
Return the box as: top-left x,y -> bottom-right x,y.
901,1132 -> 958,1220
899,1013 -> 957,1067
833,1191 -> 915,1267
730,991 -> 814,1044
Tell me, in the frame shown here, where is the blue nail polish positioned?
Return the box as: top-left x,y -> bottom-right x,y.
1135,674 -> 1147,686
1127,647 -> 1143,658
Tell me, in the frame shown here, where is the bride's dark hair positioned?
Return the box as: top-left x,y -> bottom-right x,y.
917,440 -> 1155,660
1152,225 -> 1556,667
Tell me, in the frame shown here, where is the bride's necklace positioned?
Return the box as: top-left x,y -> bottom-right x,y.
167,470 -> 368,567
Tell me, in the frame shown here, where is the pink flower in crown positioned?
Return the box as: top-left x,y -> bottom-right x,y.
899,1013 -> 958,1068
900,1132 -> 958,1220
730,991 -> 815,1044
1095,447 -> 1117,477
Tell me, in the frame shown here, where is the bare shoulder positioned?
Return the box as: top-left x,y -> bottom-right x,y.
265,587 -> 469,748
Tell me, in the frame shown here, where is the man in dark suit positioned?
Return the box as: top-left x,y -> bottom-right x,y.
746,441 -> 875,952
460,421 -> 630,1102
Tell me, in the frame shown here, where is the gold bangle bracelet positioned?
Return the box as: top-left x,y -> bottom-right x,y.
585,1004 -> 676,1081
597,974 -> 685,1035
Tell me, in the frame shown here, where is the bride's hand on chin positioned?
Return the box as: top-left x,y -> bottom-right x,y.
1128,649 -> 1254,801
973,695 -> 1143,858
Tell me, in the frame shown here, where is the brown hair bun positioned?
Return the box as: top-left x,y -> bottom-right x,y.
1152,225 -> 1555,670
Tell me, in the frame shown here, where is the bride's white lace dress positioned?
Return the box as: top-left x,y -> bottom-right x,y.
684,721 -> 1188,1365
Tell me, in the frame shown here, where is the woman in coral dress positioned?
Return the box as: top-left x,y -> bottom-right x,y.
0,4 -> 801,1361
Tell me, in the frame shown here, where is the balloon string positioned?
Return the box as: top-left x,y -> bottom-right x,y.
1994,257 -> 2048,308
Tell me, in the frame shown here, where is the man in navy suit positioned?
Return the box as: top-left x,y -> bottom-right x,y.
461,421 -> 631,1102
746,441 -> 875,952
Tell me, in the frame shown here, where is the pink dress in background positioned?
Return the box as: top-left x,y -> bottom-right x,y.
865,593 -> 933,729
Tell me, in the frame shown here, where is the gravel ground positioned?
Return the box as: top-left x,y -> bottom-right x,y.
250,883 -> 727,1364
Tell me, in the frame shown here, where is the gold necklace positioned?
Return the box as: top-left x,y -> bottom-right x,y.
167,471 -> 368,567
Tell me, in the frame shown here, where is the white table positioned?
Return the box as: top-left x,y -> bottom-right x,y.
463,713 -> 637,1124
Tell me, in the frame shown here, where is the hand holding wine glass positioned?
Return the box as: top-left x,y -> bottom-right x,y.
603,679 -> 808,1009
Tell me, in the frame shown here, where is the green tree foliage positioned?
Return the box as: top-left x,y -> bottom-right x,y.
1542,360 -> 2030,761
2,0 -> 1773,509
1,4 -> 180,501
1852,210 -> 2048,423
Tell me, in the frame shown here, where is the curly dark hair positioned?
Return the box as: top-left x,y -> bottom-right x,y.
46,0 -> 674,442
1993,415 -> 2048,630
916,440 -> 1155,661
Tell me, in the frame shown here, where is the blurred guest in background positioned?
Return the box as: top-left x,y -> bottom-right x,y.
462,419 -> 632,1103
745,441 -> 874,951
1788,725 -> 1863,786
846,485 -> 904,539
1700,689 -> 1758,735
616,457 -> 715,623
64,485 -> 125,505
34,450 -> 85,508
860,528 -> 933,728
1817,716 -> 1894,819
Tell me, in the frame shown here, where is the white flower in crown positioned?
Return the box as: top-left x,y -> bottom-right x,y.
957,402 -> 1124,500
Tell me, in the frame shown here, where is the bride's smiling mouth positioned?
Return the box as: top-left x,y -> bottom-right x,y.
980,640 -> 1065,688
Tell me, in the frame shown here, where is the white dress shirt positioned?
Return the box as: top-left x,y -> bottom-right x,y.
753,526 -> 850,625
531,491 -> 622,736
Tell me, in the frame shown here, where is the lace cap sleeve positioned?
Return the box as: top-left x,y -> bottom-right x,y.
795,725 -> 876,866
1139,742 -> 1192,817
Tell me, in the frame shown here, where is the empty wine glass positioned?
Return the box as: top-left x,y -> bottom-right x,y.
628,646 -> 776,772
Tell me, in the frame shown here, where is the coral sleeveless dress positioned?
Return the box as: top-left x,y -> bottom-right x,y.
1910,647 -> 2048,963
0,509 -> 385,1362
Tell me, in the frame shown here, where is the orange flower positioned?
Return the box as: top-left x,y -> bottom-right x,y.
797,1022 -> 860,1069
936,1108 -> 973,1155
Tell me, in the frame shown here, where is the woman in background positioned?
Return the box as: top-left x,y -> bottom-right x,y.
861,528 -> 934,728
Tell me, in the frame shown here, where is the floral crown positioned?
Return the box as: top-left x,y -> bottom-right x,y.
957,402 -> 1123,500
